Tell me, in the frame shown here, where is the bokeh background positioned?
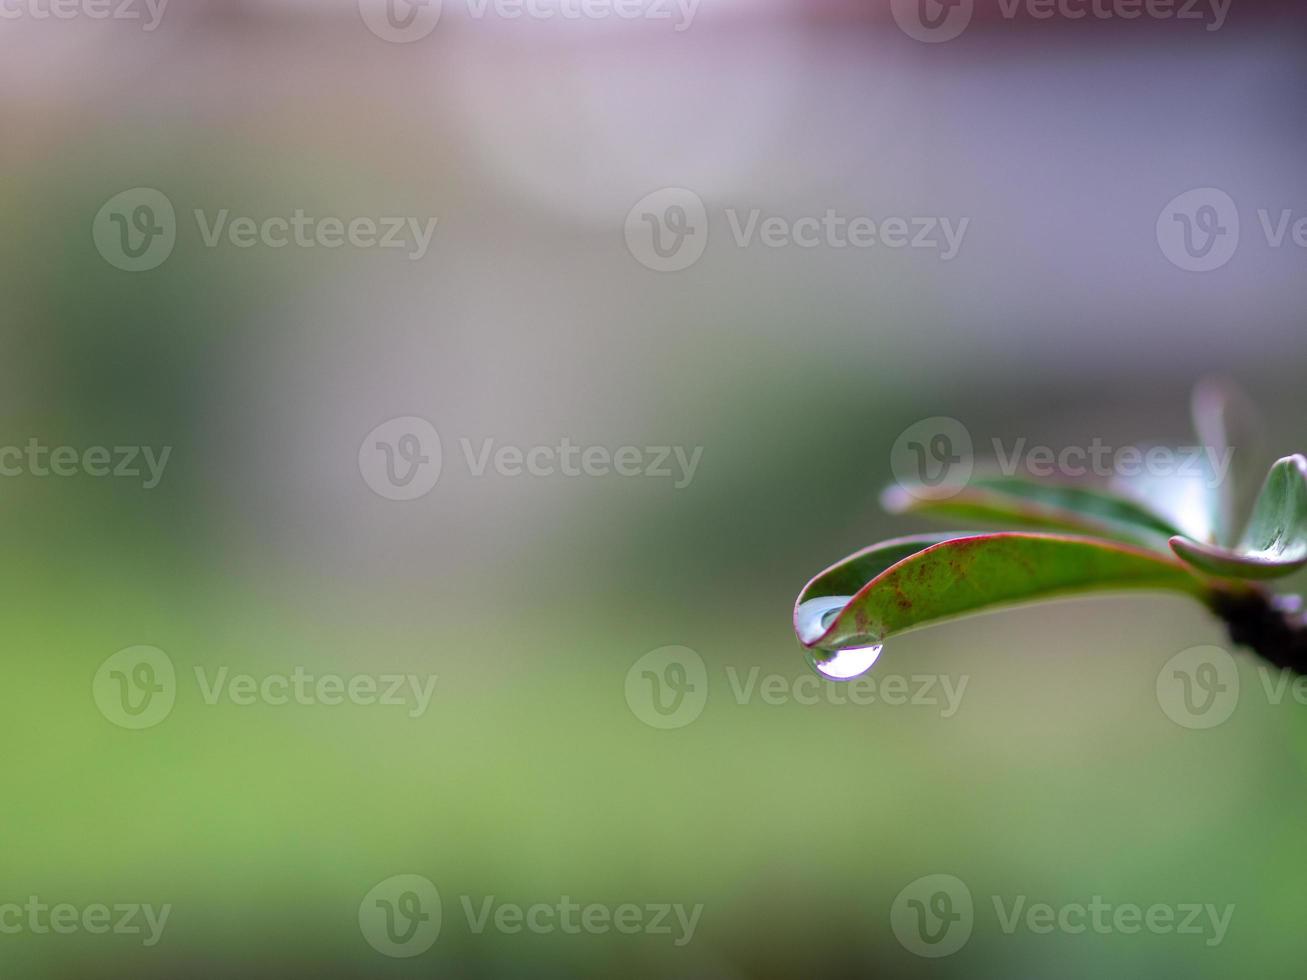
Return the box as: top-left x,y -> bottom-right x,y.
4,0 -> 1307,976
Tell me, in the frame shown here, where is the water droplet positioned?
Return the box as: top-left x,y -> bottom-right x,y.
794,595 -> 853,646
805,644 -> 884,682
796,594 -> 884,680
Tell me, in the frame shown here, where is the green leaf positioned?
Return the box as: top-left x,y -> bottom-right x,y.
795,532 -> 967,639
795,532 -> 1208,652
1169,455 -> 1307,580
882,476 -> 1182,549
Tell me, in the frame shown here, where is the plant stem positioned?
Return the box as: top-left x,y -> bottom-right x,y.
1210,587 -> 1307,674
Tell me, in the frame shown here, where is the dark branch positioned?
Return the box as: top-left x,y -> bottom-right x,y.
1212,590 -> 1307,675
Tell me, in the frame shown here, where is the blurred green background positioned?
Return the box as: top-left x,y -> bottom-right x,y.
4,1 -> 1307,977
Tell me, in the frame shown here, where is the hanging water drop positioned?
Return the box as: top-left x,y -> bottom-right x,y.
795,593 -> 884,680
795,594 -> 883,680
805,644 -> 884,682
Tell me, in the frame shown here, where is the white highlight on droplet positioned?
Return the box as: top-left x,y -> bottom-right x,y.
806,645 -> 884,682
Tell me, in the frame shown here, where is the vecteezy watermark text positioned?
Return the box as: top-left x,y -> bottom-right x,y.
0,440 -> 171,489
0,897 -> 171,947
889,416 -> 1232,500
93,646 -> 438,730
358,0 -> 700,43
890,874 -> 1232,958
93,188 -> 438,272
891,0 -> 1228,44
724,667 -> 968,715
359,417 -> 703,501
0,0 -> 169,29
463,896 -> 702,946
623,646 -> 969,729
358,875 -> 702,958
624,188 -> 969,272
987,439 -> 1231,484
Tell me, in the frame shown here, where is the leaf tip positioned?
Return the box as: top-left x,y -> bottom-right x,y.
1279,453 -> 1307,475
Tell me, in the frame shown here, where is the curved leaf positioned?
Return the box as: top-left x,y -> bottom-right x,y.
882,476 -> 1181,549
794,532 -> 968,644
796,532 -> 1209,652
1170,455 -> 1307,580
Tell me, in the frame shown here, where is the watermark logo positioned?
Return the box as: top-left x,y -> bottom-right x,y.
893,875 -> 1233,955
891,874 -> 974,958
360,419 -> 703,500
624,188 -> 709,273
359,417 -> 443,501
891,0 -> 973,43
93,188 -> 176,273
94,190 -> 439,271
888,417 -> 1233,501
92,646 -> 176,730
359,876 -> 702,954
1157,644 -> 1307,727
625,649 -> 966,728
1159,189 -> 1307,271
359,875 -> 442,958
358,0 -> 442,42
625,189 -> 969,272
625,646 -> 708,730
95,649 -> 439,728
1157,188 -> 1240,272
1157,645 -> 1240,729
890,417 -> 974,501
893,0 -> 1228,41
